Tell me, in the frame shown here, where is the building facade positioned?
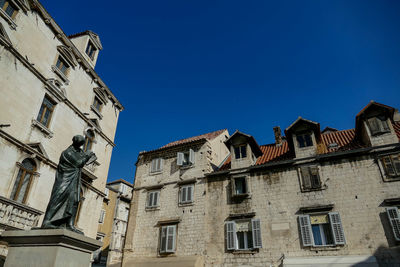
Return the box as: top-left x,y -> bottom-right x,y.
123,102 -> 400,267
0,0 -> 123,263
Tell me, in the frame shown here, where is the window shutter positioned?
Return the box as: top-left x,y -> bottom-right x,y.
160,226 -> 167,253
225,221 -> 236,250
386,207 -> 400,241
151,159 -> 156,173
159,158 -> 163,171
177,152 -> 184,166
310,167 -> 321,188
251,219 -> 262,248
380,117 -> 390,132
368,117 -> 379,135
189,149 -> 195,164
153,191 -> 159,207
300,167 -> 312,190
383,157 -> 396,177
147,192 -> 153,207
187,185 -> 193,202
298,215 -> 313,247
329,212 -> 346,245
166,225 -> 176,252
393,155 -> 400,175
181,187 -> 187,203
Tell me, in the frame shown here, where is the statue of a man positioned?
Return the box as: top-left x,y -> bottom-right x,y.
42,135 -> 96,234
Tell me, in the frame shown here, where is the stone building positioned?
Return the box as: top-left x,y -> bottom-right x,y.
0,0 -> 123,263
123,102 -> 400,267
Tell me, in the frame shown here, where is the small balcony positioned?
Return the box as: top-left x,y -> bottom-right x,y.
0,196 -> 43,230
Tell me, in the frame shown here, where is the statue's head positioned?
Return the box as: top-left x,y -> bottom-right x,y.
72,135 -> 85,149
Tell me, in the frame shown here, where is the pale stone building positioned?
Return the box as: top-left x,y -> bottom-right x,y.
123,102 -> 400,267
0,0 -> 123,263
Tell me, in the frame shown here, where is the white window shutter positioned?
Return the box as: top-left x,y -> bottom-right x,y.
151,159 -> 156,173
189,149 -> 195,164
177,152 -> 184,166
153,191 -> 159,207
159,158 -> 163,171
166,225 -> 176,252
329,212 -> 346,245
251,219 -> 262,248
225,221 -> 236,250
298,215 -> 313,247
181,187 -> 187,203
147,192 -> 153,207
187,185 -> 193,202
386,207 -> 400,241
160,226 -> 167,253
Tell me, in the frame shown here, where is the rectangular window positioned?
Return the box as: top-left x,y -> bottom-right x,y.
368,116 -> 390,136
234,145 -> 247,159
300,166 -> 321,190
298,212 -> 345,247
150,158 -> 163,173
159,225 -> 176,253
382,154 -> 400,178
177,149 -> 195,166
232,177 -> 248,196
296,133 -> 313,148
85,40 -> 97,60
225,219 -> 262,251
386,207 -> 400,241
179,184 -> 194,204
55,56 -> 69,75
92,96 -> 103,113
36,95 -> 56,127
0,0 -> 17,19
104,188 -> 109,198
146,190 -> 160,208
99,209 -> 106,223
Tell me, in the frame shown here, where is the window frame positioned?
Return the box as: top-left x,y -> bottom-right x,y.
10,158 -> 37,204
381,154 -> 400,179
299,166 -> 322,192
177,149 -> 195,167
234,145 -> 247,159
36,95 -> 56,128
386,207 -> 400,241
150,158 -> 163,173
85,40 -> 97,61
159,224 -> 177,254
179,183 -> 194,205
225,218 -> 262,251
296,132 -> 313,148
83,129 -> 95,152
231,176 -> 249,197
367,116 -> 390,136
146,190 -> 160,209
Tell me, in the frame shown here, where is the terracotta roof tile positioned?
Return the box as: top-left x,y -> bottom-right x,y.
161,129 -> 226,148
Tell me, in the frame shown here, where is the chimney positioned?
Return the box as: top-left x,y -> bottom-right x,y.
273,126 -> 282,146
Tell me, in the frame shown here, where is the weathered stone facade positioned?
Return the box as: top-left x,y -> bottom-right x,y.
123,102 -> 400,267
0,0 -> 122,263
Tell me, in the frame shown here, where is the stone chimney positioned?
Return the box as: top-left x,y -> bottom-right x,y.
273,126 -> 282,146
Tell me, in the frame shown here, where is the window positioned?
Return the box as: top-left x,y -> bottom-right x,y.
36,95 -> 56,128
298,212 -> 345,247
296,133 -> 313,148
232,177 -> 248,196
367,116 -> 390,136
300,166 -> 321,190
177,149 -> 195,166
10,158 -> 36,203
381,154 -> 400,178
146,190 -> 160,208
150,158 -> 163,173
234,145 -> 247,159
84,129 -> 95,152
55,56 -> 69,76
99,209 -> 106,223
0,22 -> 11,46
104,188 -> 109,198
0,0 -> 17,19
226,219 -> 262,251
179,184 -> 194,204
92,96 -> 103,113
85,40 -> 97,60
386,207 -> 400,241
120,183 -> 127,194
159,225 -> 176,253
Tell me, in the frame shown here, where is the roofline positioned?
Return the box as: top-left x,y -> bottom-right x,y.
107,179 -> 133,187
139,138 -> 208,156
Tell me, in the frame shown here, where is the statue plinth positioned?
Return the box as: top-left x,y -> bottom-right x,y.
1,229 -> 102,267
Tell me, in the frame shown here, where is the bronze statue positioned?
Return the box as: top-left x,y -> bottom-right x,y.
42,135 -> 96,234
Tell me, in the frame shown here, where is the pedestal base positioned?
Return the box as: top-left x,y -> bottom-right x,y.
1,229 -> 102,267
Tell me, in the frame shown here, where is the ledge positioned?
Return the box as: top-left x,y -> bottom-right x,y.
156,218 -> 181,226
310,245 -> 343,251
299,204 -> 334,213
231,249 -> 258,254
384,198 -> 400,206
90,105 -> 103,120
0,9 -> 17,29
51,65 -> 69,85
144,184 -> 164,190
0,196 -> 43,216
31,119 -> 54,138
177,178 -> 196,185
227,212 -> 256,219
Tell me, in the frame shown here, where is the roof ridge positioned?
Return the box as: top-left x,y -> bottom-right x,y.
161,129 -> 227,148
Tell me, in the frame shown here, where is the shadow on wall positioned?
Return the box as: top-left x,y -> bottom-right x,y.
0,256 -> 4,267
350,245 -> 400,267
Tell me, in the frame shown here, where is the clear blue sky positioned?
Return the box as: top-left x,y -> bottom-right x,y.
41,0 -> 400,184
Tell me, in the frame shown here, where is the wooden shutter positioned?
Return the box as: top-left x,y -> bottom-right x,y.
392,155 -> 400,175
166,225 -> 176,252
177,152 -> 184,166
368,117 -> 379,135
298,215 -> 313,247
151,159 -> 156,173
329,212 -> 346,245
310,167 -> 321,188
300,167 -> 312,190
386,207 -> 400,241
180,186 -> 187,203
153,191 -> 159,207
159,158 -> 163,171
380,117 -> 390,132
226,221 -> 236,250
147,192 -> 153,207
160,226 -> 167,253
189,149 -> 195,164
251,219 -> 262,248
383,157 -> 396,177
187,185 -> 193,202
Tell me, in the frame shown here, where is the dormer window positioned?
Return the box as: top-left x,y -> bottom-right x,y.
296,132 -> 313,148
367,116 -> 390,136
55,56 -> 69,76
85,40 -> 97,60
234,145 -> 247,159
0,0 -> 17,19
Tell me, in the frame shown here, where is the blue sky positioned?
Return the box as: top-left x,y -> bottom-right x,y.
41,0 -> 400,183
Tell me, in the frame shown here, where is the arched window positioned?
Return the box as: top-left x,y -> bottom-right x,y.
84,129 -> 95,152
10,158 -> 36,203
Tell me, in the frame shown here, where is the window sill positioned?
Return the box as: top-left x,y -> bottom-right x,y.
51,65 -> 69,85
149,170 -> 163,176
31,119 -> 53,138
301,187 -> 326,193
371,131 -> 391,137
229,249 -> 259,254
178,202 -> 194,207
90,105 -> 103,120
310,245 -> 343,251
232,193 -> 250,199
0,9 -> 17,29
158,252 -> 175,257
145,207 -> 160,211
383,176 -> 400,182
179,164 -> 194,170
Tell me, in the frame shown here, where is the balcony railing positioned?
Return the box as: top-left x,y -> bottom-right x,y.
0,196 -> 43,230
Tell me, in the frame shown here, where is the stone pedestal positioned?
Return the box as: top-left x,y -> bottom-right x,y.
1,229 -> 102,267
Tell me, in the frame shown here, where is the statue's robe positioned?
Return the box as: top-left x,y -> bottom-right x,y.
42,145 -> 90,226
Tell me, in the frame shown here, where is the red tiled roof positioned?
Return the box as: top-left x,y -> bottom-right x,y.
219,126 -> 400,171
161,129 -> 227,149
